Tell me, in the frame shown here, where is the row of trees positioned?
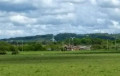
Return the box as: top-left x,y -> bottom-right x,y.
0,37 -> 120,55
0,42 -> 19,55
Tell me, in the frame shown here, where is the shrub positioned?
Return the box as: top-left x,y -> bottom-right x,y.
10,46 -> 19,55
0,50 -> 7,55
91,44 -> 103,50
12,50 -> 19,55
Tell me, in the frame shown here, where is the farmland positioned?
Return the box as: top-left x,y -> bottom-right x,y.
0,51 -> 120,76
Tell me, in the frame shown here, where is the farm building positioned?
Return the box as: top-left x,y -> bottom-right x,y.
64,45 -> 91,51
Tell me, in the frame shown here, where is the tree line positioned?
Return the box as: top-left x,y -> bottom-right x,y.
0,37 -> 120,55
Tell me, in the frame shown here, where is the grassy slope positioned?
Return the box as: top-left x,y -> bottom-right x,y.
0,51 -> 120,76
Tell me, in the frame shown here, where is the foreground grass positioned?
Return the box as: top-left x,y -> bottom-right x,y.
0,51 -> 120,76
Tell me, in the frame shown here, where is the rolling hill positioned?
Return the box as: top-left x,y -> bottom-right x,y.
1,33 -> 119,42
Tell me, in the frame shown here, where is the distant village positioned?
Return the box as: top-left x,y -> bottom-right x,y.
53,36 -> 91,51
64,45 -> 91,51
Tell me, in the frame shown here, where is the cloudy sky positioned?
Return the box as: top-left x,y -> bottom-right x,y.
0,0 -> 120,39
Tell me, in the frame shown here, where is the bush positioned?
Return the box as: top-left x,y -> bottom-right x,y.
0,42 -> 9,55
0,50 -> 7,55
91,44 -> 103,50
10,46 -> 19,55
12,50 -> 19,55
23,43 -> 47,51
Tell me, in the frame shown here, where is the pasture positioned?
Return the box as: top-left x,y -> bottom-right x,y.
0,51 -> 120,76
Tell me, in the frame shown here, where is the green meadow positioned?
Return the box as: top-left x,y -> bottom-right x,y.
0,51 -> 120,76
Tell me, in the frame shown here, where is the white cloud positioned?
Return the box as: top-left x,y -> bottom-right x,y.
42,0 -> 54,6
97,0 -> 120,8
90,0 -> 97,5
10,14 -> 37,24
0,30 -> 24,38
0,0 -> 120,38
97,18 -> 105,24
112,21 -> 120,29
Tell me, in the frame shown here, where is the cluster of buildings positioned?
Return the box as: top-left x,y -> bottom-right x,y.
52,36 -> 91,51
64,45 -> 91,51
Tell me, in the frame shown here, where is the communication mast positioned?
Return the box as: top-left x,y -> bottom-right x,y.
52,35 -> 56,42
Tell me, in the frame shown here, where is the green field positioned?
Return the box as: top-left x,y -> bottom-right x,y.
0,51 -> 120,76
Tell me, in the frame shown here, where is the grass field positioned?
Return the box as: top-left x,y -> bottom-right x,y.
0,51 -> 120,76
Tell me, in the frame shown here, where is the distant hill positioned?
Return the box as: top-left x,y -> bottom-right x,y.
55,33 -> 116,41
1,33 -> 120,42
1,34 -> 54,42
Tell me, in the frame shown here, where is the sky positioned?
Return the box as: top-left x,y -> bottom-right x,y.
0,0 -> 120,39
